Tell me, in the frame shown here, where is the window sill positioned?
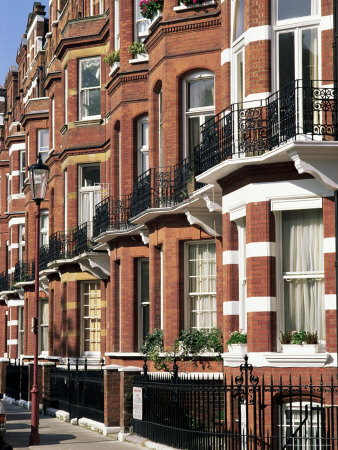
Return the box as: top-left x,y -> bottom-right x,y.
109,62 -> 120,77
74,118 -> 103,128
129,55 -> 149,64
173,0 -> 216,12
222,352 -> 330,368
52,20 -> 59,27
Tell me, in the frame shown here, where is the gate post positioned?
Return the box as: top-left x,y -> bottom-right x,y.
103,364 -> 122,433
118,366 -> 142,439
40,362 -> 55,413
0,359 -> 9,394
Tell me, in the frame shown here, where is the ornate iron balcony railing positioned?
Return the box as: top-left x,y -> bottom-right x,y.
198,79 -> 337,173
0,272 -> 10,291
93,194 -> 132,238
14,261 -> 31,284
48,222 -> 93,263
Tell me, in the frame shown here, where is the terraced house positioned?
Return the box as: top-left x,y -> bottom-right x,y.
0,0 -> 338,448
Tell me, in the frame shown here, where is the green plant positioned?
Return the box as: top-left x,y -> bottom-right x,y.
128,42 -> 146,58
226,330 -> 247,345
290,330 -> 307,344
139,0 -> 163,19
279,330 -> 292,344
103,49 -> 120,65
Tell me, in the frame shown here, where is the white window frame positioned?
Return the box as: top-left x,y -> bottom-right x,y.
135,0 -> 149,43
6,175 -> 10,212
185,241 -> 217,331
51,96 -> 55,150
81,281 -> 101,356
40,210 -> 49,247
274,205 -> 325,348
78,164 -> 101,233
38,129 -> 49,163
159,89 -> 163,167
231,0 -> 245,44
114,0 -> 120,50
18,224 -> 25,262
90,0 -> 103,15
64,169 -> 68,231
281,401 -> 323,448
272,0 -> 321,92
78,57 -> 101,121
39,298 -> 49,355
236,218 -> 247,331
19,150 -> 26,193
232,44 -> 245,104
137,116 -> 149,176
18,306 -> 24,356
138,258 -> 150,348
183,71 -> 215,158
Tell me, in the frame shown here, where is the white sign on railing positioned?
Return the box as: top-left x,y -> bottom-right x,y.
133,387 -> 143,420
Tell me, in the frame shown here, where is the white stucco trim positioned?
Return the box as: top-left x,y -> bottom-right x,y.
7,320 -> 18,326
9,142 -> 25,156
223,301 -> 239,316
223,352 -> 331,368
221,48 -> 231,65
320,14 -> 333,31
324,237 -> 335,253
9,217 -> 25,228
7,340 -> 18,346
271,197 -> 322,211
246,242 -> 276,258
7,300 -> 24,307
223,250 -> 239,265
246,296 -> 277,312
245,25 -> 271,44
325,294 -> 337,310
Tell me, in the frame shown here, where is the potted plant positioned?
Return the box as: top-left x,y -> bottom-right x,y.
226,330 -> 247,354
103,50 -> 120,75
280,330 -> 319,354
128,42 -> 147,61
180,0 -> 208,5
140,0 -> 163,27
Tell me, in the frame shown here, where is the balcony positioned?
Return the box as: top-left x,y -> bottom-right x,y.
0,272 -> 11,292
49,222 -> 93,263
196,80 -> 337,176
93,194 -> 132,238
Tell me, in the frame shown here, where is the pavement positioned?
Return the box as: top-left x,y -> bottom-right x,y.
3,403 -> 143,450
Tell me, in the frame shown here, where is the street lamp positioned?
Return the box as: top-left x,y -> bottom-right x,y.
28,154 -> 49,446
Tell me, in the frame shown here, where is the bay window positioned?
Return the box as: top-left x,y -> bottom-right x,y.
183,72 -> 215,157
81,281 -> 101,355
281,209 -> 324,339
186,242 -> 216,330
79,57 -> 101,120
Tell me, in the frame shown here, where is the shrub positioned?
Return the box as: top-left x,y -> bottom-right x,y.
128,42 -> 146,58
226,330 -> 247,345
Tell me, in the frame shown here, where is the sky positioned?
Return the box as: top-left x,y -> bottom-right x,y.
0,0 -> 49,87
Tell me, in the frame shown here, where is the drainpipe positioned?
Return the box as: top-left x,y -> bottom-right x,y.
334,0 -> 338,380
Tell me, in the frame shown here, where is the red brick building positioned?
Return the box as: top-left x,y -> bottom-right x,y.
0,0 -> 337,431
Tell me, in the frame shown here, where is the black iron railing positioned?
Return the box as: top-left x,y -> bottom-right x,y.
133,356 -> 338,450
0,272 -> 10,291
198,79 -> 338,173
49,358 -> 104,422
6,360 -> 29,401
14,261 -> 31,284
93,194 -> 132,238
48,222 -> 93,262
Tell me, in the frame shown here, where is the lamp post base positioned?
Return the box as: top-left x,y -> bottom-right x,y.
29,385 -> 40,445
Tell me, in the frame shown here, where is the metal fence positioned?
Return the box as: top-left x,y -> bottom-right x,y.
49,359 -> 104,422
6,360 -> 29,401
133,356 -> 338,450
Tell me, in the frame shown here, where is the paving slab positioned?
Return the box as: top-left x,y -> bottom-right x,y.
3,403 -> 141,450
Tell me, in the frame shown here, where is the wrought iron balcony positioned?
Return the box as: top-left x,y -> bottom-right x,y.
173,153 -> 204,203
197,79 -> 337,174
93,194 -> 132,238
0,272 -> 10,291
14,261 -> 32,284
48,222 -> 93,263
130,167 -> 174,218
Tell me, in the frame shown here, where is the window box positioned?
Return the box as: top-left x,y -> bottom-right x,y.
129,54 -> 149,64
282,344 -> 319,354
228,343 -> 247,354
173,0 -> 215,12
109,62 -> 120,77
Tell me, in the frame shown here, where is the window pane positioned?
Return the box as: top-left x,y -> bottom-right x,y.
82,165 -> 100,187
188,117 -> 200,155
278,0 -> 312,20
302,28 -> 318,81
187,78 -> 214,109
278,32 -> 295,89
39,129 -> 49,150
140,260 -> 149,302
81,59 -> 100,88
81,88 -> 101,118
234,0 -> 244,40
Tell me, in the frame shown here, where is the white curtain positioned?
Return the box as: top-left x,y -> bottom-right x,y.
282,209 -> 324,339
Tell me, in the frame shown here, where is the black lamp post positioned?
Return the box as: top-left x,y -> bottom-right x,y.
28,154 -> 49,445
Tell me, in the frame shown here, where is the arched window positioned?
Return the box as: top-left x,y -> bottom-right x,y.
183,71 -> 215,157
